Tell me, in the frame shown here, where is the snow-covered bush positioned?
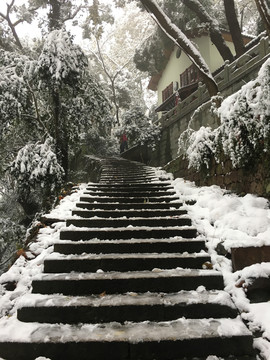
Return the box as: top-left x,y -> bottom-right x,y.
116,106 -> 160,149
179,58 -> 270,170
10,138 -> 64,191
179,126 -> 219,170
218,58 -> 270,167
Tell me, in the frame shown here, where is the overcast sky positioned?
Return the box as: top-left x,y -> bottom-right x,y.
0,0 -> 121,44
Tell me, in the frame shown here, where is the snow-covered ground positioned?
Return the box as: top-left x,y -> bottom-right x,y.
158,169 -> 270,359
0,172 -> 270,359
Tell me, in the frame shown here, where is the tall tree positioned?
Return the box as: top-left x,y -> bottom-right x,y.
0,0 -> 85,51
37,29 -> 111,178
181,0 -> 234,62
0,0 -> 39,50
224,0 -> 245,57
84,1 -> 154,123
254,0 -> 270,35
139,0 -> 218,96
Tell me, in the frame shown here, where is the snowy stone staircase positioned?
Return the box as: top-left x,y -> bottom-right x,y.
0,158 -> 255,359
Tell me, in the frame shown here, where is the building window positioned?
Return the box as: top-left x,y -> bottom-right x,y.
180,64 -> 199,87
162,82 -> 173,102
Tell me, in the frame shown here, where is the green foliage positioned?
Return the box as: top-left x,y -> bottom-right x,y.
82,0 -> 114,40
115,106 -> 160,148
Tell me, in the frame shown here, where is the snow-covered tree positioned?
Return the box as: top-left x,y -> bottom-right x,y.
0,0 -> 87,50
0,29 -> 111,218
9,138 -> 64,216
83,1 -> 155,124
115,106 -> 160,149
37,29 -> 111,177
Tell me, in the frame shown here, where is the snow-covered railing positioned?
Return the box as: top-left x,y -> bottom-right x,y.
158,35 -> 270,129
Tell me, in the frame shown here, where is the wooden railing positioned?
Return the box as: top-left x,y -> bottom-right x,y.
158,35 -> 270,129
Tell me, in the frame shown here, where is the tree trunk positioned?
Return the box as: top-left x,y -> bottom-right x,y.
254,0 -> 270,36
111,78 -> 120,125
49,0 -> 62,31
52,88 -> 68,180
223,0 -> 245,57
182,0 -> 234,63
7,17 -> 23,50
140,0 -> 218,97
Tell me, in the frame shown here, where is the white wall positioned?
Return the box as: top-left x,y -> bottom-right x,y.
157,35 -> 236,106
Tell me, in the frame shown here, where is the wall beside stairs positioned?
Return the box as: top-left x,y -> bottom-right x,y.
164,152 -> 270,199
123,145 -> 270,199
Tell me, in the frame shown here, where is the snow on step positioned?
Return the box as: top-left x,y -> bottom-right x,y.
0,317 -> 253,360
53,237 -> 207,255
31,269 -> 224,295
0,316 -> 252,344
45,251 -> 209,261
33,268 -> 223,281
43,251 -> 211,272
65,215 -> 192,228
75,201 -> 184,210
83,191 -> 175,197
79,195 -> 180,203
59,225 -> 198,241
71,208 -> 188,218
86,182 -> 173,188
17,290 -> 239,324
17,290 -> 237,310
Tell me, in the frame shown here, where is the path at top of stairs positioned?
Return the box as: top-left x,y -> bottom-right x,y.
0,158 -> 255,360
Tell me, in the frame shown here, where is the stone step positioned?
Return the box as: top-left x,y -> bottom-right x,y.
59,227 -> 198,241
83,190 -> 175,197
0,318 -> 254,360
99,176 -> 157,182
43,252 -> 210,273
98,180 -> 160,185
86,185 -> 174,192
100,164 -> 153,170
66,216 -> 192,228
99,173 -> 156,178
99,170 -> 156,176
72,208 -> 188,218
76,201 -> 183,210
87,182 -> 172,188
54,238 -> 207,255
31,269 -> 224,295
17,290 -> 238,324
80,196 -> 179,203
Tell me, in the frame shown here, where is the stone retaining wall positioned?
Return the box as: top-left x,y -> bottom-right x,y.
164,153 -> 270,199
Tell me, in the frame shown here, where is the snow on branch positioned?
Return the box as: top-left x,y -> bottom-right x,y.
140,0 -> 218,96
10,138 -> 64,191
179,58 -> 270,169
